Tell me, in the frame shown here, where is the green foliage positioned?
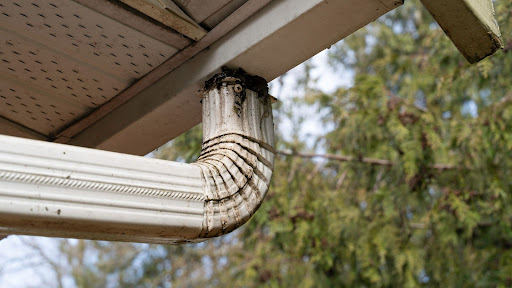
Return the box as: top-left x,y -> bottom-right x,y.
34,0 -> 512,287
153,124 -> 203,163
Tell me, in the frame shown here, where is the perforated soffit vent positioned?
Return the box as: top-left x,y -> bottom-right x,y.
0,0 -> 179,136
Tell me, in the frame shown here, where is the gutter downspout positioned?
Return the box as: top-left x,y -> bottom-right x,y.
195,67 -> 275,238
0,68 -> 274,243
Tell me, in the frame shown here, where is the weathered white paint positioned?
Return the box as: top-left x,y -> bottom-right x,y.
119,0 -> 207,40
196,80 -> 274,237
0,78 -> 274,243
420,0 -> 502,63
73,0 -> 192,49
65,0 -> 401,155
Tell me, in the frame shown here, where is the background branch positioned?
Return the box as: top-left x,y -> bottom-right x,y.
277,150 -> 458,171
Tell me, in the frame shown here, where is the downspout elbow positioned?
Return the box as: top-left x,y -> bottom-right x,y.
194,69 -> 275,238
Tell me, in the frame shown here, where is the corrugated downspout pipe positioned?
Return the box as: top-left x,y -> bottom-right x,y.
0,67 -> 274,243
195,67 -> 275,238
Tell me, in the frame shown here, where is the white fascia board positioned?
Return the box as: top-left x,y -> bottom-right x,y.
0,78 -> 275,244
67,0 -> 402,156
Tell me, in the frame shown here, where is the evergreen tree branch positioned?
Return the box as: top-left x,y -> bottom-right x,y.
277,150 -> 458,171
335,170 -> 348,189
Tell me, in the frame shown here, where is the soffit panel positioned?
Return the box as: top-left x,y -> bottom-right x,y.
0,31 -> 125,109
0,116 -> 48,140
0,0 -> 181,138
0,75 -> 89,135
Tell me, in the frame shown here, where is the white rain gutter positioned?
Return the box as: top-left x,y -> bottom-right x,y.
0,68 -> 274,244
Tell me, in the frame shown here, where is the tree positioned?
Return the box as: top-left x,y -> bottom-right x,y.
7,0 -> 512,286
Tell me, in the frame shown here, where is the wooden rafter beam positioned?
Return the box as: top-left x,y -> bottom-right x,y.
119,0 -> 207,40
73,0 -> 192,49
420,0 -> 503,63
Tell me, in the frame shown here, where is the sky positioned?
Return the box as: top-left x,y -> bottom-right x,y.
269,49 -> 352,149
0,236 -> 64,287
0,48 -> 351,288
